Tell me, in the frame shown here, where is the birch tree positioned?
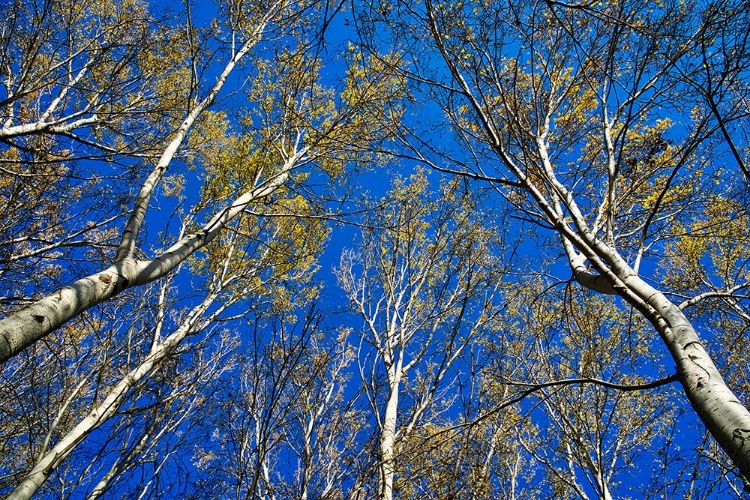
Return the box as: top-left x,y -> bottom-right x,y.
1,183 -> 328,499
0,1 -> 421,496
0,1 -> 397,494
0,0 -> 403,362
0,0 -> 177,149
276,328 -> 363,500
357,0 -> 750,488
0,0 -> 171,315
0,0 -> 279,359
336,170 -> 507,500
0,0 -> 174,272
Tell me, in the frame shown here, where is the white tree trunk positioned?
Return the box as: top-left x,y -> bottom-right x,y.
6,289 -> 221,500
379,370 -> 401,500
0,158 -> 295,362
568,244 -> 750,485
634,276 -> 750,482
0,17 -> 288,363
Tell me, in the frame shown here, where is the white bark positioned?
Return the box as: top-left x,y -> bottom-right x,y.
417,0 -> 750,486
0,154 -> 297,362
338,184 -> 500,498
85,349 -> 225,500
540,103 -> 750,485
566,242 -> 750,482
86,418 -> 158,500
113,25 -> 264,262
379,370 -> 401,500
0,27 -> 121,140
0,10 -> 293,363
6,286 -> 225,500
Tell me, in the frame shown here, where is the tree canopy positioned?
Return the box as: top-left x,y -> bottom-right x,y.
1,0 -> 749,498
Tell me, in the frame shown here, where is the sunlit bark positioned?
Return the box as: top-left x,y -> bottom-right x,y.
337,172 -> 507,497
358,0 -> 750,488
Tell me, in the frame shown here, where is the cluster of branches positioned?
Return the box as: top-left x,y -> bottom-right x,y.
0,0 -> 749,498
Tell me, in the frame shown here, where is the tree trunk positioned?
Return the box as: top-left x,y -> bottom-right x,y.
6,290 -> 218,500
379,372 -> 401,500
571,248 -> 750,486
0,27 -> 280,363
0,164 -> 293,363
642,281 -> 750,486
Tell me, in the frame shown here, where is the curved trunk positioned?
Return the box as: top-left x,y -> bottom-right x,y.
0,163 -> 293,362
637,278 -> 750,484
571,250 -> 750,485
